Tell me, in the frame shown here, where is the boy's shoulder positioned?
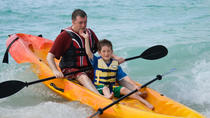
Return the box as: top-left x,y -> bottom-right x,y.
93,55 -> 102,60
91,55 -> 101,63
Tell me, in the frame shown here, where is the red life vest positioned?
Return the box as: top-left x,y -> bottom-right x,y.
59,29 -> 97,69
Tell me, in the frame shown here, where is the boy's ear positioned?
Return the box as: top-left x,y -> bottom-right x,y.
98,51 -> 102,56
98,51 -> 101,55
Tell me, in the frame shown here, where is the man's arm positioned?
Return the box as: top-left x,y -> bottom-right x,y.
47,52 -> 64,78
112,54 -> 125,64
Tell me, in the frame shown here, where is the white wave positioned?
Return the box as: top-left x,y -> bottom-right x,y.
170,59 -> 210,117
0,101 -> 95,118
190,59 -> 210,105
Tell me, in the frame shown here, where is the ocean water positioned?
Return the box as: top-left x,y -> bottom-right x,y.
0,0 -> 210,117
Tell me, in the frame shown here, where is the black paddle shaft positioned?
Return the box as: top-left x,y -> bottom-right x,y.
125,55 -> 141,61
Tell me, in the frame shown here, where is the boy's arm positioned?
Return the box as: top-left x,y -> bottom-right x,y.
85,37 -> 93,59
80,29 -> 93,60
123,76 -> 140,90
121,76 -> 148,99
117,66 -> 138,90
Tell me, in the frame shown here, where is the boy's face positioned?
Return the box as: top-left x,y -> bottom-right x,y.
98,46 -> 113,62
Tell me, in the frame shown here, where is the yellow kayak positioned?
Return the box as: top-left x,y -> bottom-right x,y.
5,33 -> 205,118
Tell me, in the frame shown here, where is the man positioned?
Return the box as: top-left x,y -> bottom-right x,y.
47,9 -> 124,94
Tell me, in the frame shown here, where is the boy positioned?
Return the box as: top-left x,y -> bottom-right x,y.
82,30 -> 154,110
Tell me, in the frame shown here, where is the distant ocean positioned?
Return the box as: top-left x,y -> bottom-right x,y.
0,0 -> 210,117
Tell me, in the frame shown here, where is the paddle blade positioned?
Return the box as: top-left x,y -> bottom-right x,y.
0,80 -> 26,99
140,45 -> 168,60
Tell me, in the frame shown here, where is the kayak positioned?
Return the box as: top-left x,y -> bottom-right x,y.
6,33 -> 205,118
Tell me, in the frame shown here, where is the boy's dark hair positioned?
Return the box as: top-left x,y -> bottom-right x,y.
72,9 -> 87,20
97,39 -> 113,51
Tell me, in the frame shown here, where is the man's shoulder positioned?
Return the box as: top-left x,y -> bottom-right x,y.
88,28 -> 93,31
57,30 -> 72,40
88,28 -> 96,34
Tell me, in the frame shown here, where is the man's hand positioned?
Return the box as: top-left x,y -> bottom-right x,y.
117,57 -> 125,64
112,54 -> 125,64
53,70 -> 64,78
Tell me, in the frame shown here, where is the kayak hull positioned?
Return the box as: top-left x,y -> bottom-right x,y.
6,33 -> 205,118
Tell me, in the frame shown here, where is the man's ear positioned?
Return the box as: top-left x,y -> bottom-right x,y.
72,19 -> 76,25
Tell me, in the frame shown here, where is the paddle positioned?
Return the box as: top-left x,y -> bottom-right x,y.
89,68 -> 176,118
0,45 -> 167,99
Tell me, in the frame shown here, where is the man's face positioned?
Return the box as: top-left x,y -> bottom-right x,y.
72,16 -> 87,31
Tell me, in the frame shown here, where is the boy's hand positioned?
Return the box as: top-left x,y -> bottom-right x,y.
79,29 -> 89,40
134,85 -> 140,90
139,91 -> 148,99
135,86 -> 148,98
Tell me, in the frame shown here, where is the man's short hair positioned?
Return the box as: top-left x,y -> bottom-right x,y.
72,9 -> 87,20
